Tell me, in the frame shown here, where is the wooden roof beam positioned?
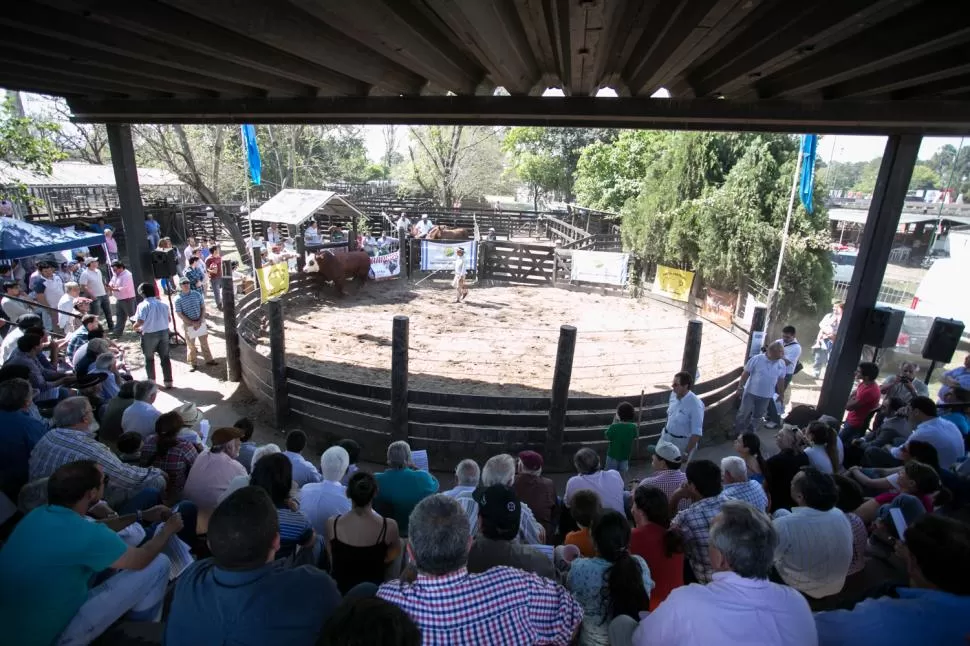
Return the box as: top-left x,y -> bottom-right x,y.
892,72 -> 970,99
585,0 -> 660,94
822,46 -> 970,99
2,63 -> 161,98
513,0 -> 562,79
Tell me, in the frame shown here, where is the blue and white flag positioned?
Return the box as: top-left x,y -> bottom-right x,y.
241,124 -> 261,186
799,134 -> 818,214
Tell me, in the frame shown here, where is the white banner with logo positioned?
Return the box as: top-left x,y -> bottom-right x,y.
570,250 -> 630,286
420,240 -> 477,271
369,250 -> 401,281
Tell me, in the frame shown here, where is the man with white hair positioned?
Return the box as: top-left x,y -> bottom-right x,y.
444,459 -> 480,497
735,341 -> 787,437
90,352 -> 123,401
611,501 -> 816,646
374,440 -> 439,537
301,445 -> 352,535
455,453 -> 545,544
57,282 -> 81,331
121,380 -> 162,439
718,456 -> 768,512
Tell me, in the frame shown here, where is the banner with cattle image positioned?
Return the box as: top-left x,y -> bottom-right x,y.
369,250 -> 401,281
420,240 -> 478,272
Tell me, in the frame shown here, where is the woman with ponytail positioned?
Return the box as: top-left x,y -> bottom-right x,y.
736,432 -> 769,484
630,486 -> 684,609
567,510 -> 653,645
140,410 -> 198,502
805,421 -> 843,474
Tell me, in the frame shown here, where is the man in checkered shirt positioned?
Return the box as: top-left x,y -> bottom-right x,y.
378,494 -> 582,645
174,278 -> 216,371
668,459 -> 724,584
718,456 -> 769,512
637,442 -> 688,511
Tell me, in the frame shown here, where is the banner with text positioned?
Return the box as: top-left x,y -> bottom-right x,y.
256,261 -> 289,303
701,287 -> 738,327
420,240 -> 478,271
369,249 -> 401,281
569,250 -> 630,286
653,265 -> 695,302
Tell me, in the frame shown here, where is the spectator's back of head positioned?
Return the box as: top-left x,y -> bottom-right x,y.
454,459 -> 480,487
910,396 -> 938,419
0,377 -> 31,412
233,417 -> 255,442
386,440 -> 411,469
347,471 -> 379,508
686,459 -> 723,498
320,445 -> 350,482
720,456 -> 748,483
133,380 -> 157,402
482,453 -> 516,487
792,467 -> 839,511
52,396 -> 92,429
833,474 -> 865,513
317,598 -> 421,646
116,432 -> 143,456
709,501 -> 777,579
86,338 -> 110,355
285,429 -> 307,453
573,447 -> 600,475
904,515 -> 970,595
138,282 -> 157,299
616,401 -> 635,422
47,460 -> 102,507
571,489 -> 602,528
0,364 -> 30,383
208,486 -> 279,570
408,495 -> 470,575
17,333 -> 42,353
94,352 -> 115,371
15,313 -> 41,331
117,379 -> 137,400
337,438 -> 360,465
250,452 -> 293,508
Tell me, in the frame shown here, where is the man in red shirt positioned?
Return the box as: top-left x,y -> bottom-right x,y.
204,245 -> 223,311
839,361 -> 881,443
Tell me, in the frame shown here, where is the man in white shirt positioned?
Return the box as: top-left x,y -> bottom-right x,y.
656,371 -> 705,461
121,381 -> 162,439
56,282 -> 81,331
765,325 -> 802,428
79,258 -> 114,331
866,396 -> 965,469
304,222 -> 322,246
443,459 -> 481,498
772,467 -> 853,601
812,302 -> 843,378
415,215 -> 433,237
31,262 -> 65,332
735,341 -> 787,437
395,211 -> 411,234
612,500 -> 816,646
283,430 -> 322,487
300,446 -> 352,535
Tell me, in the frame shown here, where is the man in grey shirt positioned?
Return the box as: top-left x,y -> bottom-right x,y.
466,484 -> 554,580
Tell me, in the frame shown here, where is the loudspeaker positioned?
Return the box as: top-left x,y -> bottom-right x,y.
151,249 -> 178,279
922,317 -> 965,363
860,306 -> 905,348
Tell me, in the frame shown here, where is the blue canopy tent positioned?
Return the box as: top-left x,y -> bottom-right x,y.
0,216 -> 106,262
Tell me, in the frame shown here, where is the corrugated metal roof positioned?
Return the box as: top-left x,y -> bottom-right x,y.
0,161 -> 183,187
248,189 -> 363,226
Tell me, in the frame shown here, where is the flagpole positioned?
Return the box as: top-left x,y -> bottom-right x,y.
240,125 -> 255,271
767,137 -> 805,331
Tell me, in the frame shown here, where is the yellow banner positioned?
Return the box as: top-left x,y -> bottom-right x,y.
653,265 -> 695,302
257,261 -> 290,303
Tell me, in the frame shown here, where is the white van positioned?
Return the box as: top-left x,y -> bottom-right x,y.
910,257 -> 970,327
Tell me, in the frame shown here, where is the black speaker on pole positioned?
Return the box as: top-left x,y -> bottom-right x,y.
921,317 -> 965,363
151,249 -> 178,279
860,306 -> 905,348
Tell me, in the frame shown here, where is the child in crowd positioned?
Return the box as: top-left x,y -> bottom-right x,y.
605,401 -> 638,480
564,489 -> 601,557
116,431 -> 143,464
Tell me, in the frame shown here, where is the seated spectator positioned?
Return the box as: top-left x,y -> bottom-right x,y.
569,510 -> 653,645
839,361 -> 882,443
7,333 -> 72,400
1,313 -> 43,362
0,460 -> 178,646
2,279 -> 32,322
121,380 -> 161,439
865,397 -> 963,470
612,501 -> 816,646
99,379 -> 137,443
140,411 -> 199,502
301,445 -> 352,536
467,484 -> 554,579
377,495 -> 583,644
815,515 -> 970,645
116,431 -> 143,464
668,459 -> 724,583
565,447 -> 625,514
165,486 -> 341,646
805,421 -> 843,474
456,453 -> 545,544
772,467 -> 853,602
374,440 -> 439,537
854,396 -> 911,454
832,475 -> 868,578
879,361 -> 928,405
605,401 -> 638,479
234,417 -> 257,472
940,387 -> 970,435
766,424 -> 810,512
848,439 -> 941,497
73,337 -> 112,378
337,438 -> 360,486
220,443 -> 296,503
318,597 -> 421,646
284,430 -> 322,487
443,458 -> 480,497
565,489 -> 601,557
325,471 -> 401,595
719,456 -> 769,512
29,397 -> 166,511
514,450 -> 557,540
630,485 -> 684,609
735,432 -> 768,484
89,352 -> 122,401
854,460 -> 941,523
250,453 -> 318,560
64,314 -> 99,364
182,426 -> 248,532
0,377 -> 47,501
638,443 -> 687,510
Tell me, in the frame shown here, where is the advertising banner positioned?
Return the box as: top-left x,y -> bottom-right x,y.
652,265 -> 695,302
701,287 -> 738,327
369,250 -> 401,281
256,261 -> 289,303
420,240 -> 477,271
569,250 -> 630,286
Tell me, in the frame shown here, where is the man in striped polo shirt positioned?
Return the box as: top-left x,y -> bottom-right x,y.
175,278 -> 216,371
133,282 -> 173,388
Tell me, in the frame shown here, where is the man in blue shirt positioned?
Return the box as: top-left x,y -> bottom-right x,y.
815,514 -> 970,645
145,213 -> 161,248
374,440 -> 439,537
134,282 -> 173,388
174,278 -> 215,370
0,377 -> 48,500
165,486 -> 341,646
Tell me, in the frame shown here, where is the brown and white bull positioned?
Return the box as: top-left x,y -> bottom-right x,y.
304,249 -> 371,296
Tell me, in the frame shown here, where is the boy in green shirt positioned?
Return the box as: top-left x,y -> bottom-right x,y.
605,401 -> 638,479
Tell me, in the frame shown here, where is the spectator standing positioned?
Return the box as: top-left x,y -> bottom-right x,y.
121,380 -> 162,439
467,484 -> 554,579
377,495 -> 583,645
140,411 -> 199,502
630,486 -> 684,610
283,429 -> 322,487
719,456 -> 769,512
107,261 -> 136,337
174,278 -> 216,370
766,425 -> 810,512
667,459 -> 724,583
304,221 -> 322,245
373,440 -> 439,537
133,282 -> 173,389
564,447 -> 625,514
565,489 -> 601,557
2,279 -> 31,322
655,371 -> 704,460
765,325 -> 802,427
735,341 -> 787,437
605,401 -> 638,479
301,445 -> 352,536
514,450 -> 557,540
812,302 -> 843,377
103,227 -> 118,261
56,282 -> 80,331
318,598 -> 421,646
30,262 -> 65,332
840,362 -> 882,443
79,258 -> 114,331
145,213 -> 161,248
182,426 -> 248,532
0,377 -> 48,501
183,256 -> 205,295
205,245 -> 224,311
638,443 -> 687,510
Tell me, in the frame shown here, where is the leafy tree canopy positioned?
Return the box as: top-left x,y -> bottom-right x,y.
0,94 -> 65,204
504,126 -> 615,203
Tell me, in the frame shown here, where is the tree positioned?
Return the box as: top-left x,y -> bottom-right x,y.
502,127 -> 615,203
257,125 -> 372,192
41,97 -> 110,165
821,160 -> 866,194
574,131 -> 665,212
908,164 -> 941,191
0,94 -> 65,204
402,126 -> 507,206
927,143 -> 970,197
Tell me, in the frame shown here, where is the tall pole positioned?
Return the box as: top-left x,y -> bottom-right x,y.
767,137 -> 805,332
240,126 -> 256,270
927,136 -> 964,252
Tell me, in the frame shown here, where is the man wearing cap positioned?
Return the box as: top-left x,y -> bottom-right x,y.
30,262 -> 66,333
175,277 -> 216,371
394,211 -> 411,234
453,246 -> 468,303
467,485 -> 556,579
182,426 -> 248,532
133,282 -> 173,389
638,443 -> 688,510
2,279 -> 31,322
108,261 -> 136,337
514,451 -> 557,540
415,214 -> 433,238
78,258 -> 114,331
655,371 -> 705,462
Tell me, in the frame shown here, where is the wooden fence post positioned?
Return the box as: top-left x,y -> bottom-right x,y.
221,259 -> 241,382
349,214 -> 358,251
399,230 -> 409,279
744,305 -> 768,363
545,325 -> 577,463
391,315 -> 409,442
295,235 -> 305,273
681,319 -> 703,381
266,298 -> 288,430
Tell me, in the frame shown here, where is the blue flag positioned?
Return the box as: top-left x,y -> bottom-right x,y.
799,134 -> 818,214
241,124 -> 261,186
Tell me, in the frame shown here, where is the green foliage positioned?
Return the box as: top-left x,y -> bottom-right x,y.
573,131 -> 663,212
257,125 -> 372,190
821,160 -> 867,193
503,127 -> 615,203
908,164 -> 941,191
0,95 -> 65,203
926,143 -> 970,196
401,126 -> 508,206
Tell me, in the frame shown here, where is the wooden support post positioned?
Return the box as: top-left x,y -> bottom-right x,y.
221,258 -> 241,382
545,325 -> 577,462
399,230 -> 409,279
390,315 -> 409,442
295,235 -> 305,273
349,214 -> 358,251
551,248 -> 558,286
106,124 -> 153,288
744,306 -> 768,363
252,245 -> 262,291
266,298 -> 288,430
681,319 -> 703,380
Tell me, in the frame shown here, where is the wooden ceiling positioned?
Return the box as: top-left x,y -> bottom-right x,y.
3,0 -> 970,132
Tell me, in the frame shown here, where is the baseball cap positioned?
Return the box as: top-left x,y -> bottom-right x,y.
473,485 -> 521,536
85,258 -> 99,266
179,277 -> 190,284
876,493 -> 926,538
647,442 -> 682,464
518,450 -> 543,471
210,426 -> 243,446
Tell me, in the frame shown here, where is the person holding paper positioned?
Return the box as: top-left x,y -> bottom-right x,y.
374,441 -> 439,537
175,278 -> 216,372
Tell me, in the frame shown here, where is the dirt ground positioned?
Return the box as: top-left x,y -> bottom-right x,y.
265,279 -> 745,397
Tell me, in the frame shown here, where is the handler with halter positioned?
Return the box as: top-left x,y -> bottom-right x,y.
453,246 -> 469,303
